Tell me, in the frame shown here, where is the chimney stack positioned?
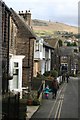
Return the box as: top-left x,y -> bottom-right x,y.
19,10 -> 31,26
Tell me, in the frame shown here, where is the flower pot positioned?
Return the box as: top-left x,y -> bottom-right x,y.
27,99 -> 32,106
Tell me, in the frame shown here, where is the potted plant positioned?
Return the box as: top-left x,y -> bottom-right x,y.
27,99 -> 33,106
27,92 -> 33,106
32,98 -> 40,106
50,70 -> 58,78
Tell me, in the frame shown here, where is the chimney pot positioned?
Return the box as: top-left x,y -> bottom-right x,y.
28,10 -> 30,12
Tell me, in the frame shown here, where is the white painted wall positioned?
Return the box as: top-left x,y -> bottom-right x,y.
43,47 -> 45,59
34,38 -> 52,76
48,60 -> 51,71
34,38 -> 43,60
49,49 -> 51,59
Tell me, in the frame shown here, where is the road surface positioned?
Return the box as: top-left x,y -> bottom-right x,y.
30,77 -> 79,119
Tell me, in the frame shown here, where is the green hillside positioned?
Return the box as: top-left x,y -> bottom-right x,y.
32,19 -> 78,37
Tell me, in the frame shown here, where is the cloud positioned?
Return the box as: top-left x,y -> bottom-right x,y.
5,0 -> 79,26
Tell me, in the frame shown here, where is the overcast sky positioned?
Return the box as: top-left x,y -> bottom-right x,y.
5,0 -> 79,26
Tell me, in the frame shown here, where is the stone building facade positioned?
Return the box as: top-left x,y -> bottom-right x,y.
10,8 -> 36,88
0,1 -> 36,94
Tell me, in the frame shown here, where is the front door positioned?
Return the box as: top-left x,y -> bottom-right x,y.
13,62 -> 19,89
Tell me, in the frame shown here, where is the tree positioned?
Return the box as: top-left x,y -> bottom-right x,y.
67,42 -> 71,46
50,70 -> 58,78
72,42 -> 77,46
58,39 -> 63,47
67,42 -> 77,46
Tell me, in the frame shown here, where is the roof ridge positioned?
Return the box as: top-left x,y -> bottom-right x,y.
10,8 -> 36,38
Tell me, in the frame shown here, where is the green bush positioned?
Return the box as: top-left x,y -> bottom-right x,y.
58,39 -> 63,47
43,71 -> 50,77
42,70 -> 58,78
32,99 -> 40,106
50,70 -> 58,78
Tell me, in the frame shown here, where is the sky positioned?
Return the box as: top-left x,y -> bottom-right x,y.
5,0 -> 79,26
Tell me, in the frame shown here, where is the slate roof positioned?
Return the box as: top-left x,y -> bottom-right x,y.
44,38 -> 59,48
58,46 -> 77,56
36,37 -> 54,49
43,41 -> 54,49
1,1 -> 11,14
10,8 -> 36,39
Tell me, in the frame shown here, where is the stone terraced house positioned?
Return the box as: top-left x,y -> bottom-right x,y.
0,1 -> 36,96
9,8 -> 36,96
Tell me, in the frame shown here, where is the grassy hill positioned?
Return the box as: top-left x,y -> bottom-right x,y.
31,19 -> 78,37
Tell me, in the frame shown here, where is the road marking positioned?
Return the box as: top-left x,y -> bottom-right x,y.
54,94 -> 64,119
57,95 -> 64,119
54,99 -> 61,119
54,84 -> 67,120
48,83 -> 67,118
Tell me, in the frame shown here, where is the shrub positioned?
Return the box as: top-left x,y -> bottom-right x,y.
58,39 -> 63,47
43,71 -> 50,77
32,99 -> 40,106
50,70 -> 58,78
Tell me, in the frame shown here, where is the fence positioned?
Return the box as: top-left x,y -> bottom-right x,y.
2,92 -> 20,120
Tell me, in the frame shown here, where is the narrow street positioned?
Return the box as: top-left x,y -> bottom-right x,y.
30,77 -> 78,119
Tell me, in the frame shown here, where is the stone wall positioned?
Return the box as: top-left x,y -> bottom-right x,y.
10,8 -> 36,88
1,1 -> 11,93
16,30 -> 34,87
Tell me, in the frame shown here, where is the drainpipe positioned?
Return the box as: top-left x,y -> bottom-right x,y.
31,41 -> 34,89
27,38 -> 31,91
7,12 -> 10,92
28,38 -> 30,67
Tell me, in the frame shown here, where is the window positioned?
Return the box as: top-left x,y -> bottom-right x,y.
40,45 -> 42,52
35,43 -> 39,51
13,62 -> 18,75
13,69 -> 18,75
14,62 -> 18,67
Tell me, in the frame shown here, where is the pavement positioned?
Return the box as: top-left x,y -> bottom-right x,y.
26,91 -> 63,119
26,82 -> 65,119
26,105 -> 40,119
26,77 -> 79,119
